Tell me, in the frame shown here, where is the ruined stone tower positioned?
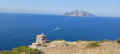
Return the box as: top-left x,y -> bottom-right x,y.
29,33 -> 49,48
36,33 -> 49,44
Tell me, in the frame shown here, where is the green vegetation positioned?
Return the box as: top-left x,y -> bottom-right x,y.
37,44 -> 42,47
37,44 -> 48,47
0,51 -> 18,54
116,39 -> 120,44
102,39 -> 111,42
76,40 -> 82,43
84,39 -> 111,43
91,41 -> 101,43
85,40 -> 91,42
92,39 -> 111,43
42,44 -> 48,47
0,46 -> 43,54
13,46 -> 32,53
64,43 -> 70,47
86,42 -> 100,48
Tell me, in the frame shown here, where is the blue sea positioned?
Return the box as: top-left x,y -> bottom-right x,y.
0,13 -> 120,50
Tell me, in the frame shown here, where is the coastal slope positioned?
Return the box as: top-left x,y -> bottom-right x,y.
43,40 -> 120,54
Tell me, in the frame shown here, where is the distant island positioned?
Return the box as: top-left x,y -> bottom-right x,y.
64,10 -> 95,17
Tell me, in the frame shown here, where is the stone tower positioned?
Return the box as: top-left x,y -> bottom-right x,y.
29,33 -> 50,48
36,33 -> 49,44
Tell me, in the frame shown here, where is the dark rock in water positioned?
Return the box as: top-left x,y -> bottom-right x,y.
64,10 -> 95,17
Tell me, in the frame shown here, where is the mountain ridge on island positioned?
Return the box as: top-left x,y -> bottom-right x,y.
64,10 -> 95,17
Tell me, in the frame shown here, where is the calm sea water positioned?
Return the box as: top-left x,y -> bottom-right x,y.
0,13 -> 120,50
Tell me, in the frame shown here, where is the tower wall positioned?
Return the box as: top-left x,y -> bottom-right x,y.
36,35 -> 42,43
36,33 -> 49,44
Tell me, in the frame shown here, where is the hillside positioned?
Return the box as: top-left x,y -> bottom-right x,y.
1,39 -> 120,54
42,40 -> 120,54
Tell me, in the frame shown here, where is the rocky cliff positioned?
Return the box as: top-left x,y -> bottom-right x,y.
64,10 -> 95,17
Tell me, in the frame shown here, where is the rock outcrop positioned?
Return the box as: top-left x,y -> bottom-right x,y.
64,10 -> 95,17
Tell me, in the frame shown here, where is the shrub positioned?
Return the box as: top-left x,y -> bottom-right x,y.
42,44 -> 48,47
0,51 -> 19,54
1,46 -> 43,54
86,42 -> 100,48
13,46 -> 33,53
76,40 -> 82,43
102,39 -> 110,42
37,44 -> 48,47
116,39 -> 120,44
64,43 -> 70,47
30,49 -> 43,54
37,44 -> 42,47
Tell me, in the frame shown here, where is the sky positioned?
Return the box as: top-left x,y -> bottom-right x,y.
0,0 -> 120,17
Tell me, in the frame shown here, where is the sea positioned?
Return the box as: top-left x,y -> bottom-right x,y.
0,13 -> 120,50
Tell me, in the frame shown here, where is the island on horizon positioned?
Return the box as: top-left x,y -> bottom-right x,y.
64,10 -> 95,17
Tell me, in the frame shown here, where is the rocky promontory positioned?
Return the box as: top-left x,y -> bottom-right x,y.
1,39 -> 120,54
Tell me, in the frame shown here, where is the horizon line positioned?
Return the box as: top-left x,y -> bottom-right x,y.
0,11 -> 120,18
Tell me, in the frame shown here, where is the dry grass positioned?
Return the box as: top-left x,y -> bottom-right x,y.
42,41 -> 120,54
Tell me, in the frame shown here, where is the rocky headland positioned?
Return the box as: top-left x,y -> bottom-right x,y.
1,39 -> 120,54
1,33 -> 120,54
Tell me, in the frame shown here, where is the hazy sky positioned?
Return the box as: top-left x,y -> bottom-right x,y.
0,0 -> 120,17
